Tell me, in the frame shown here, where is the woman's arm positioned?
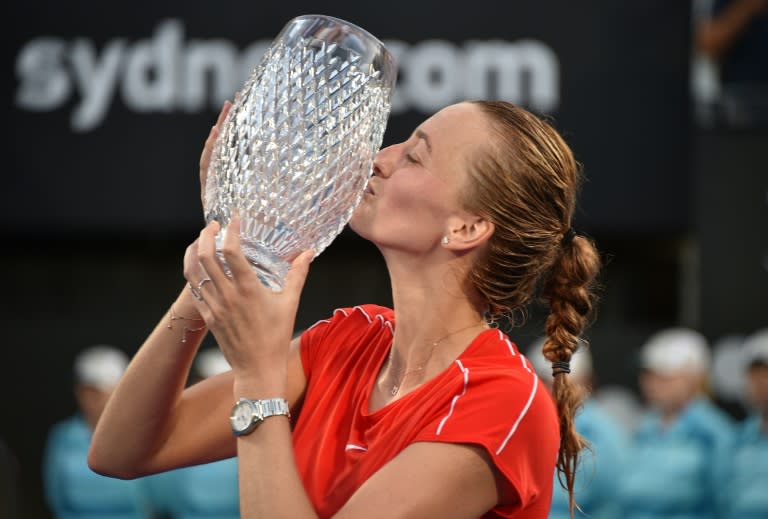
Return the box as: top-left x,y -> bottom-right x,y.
87,291 -> 307,478
89,99 -> 307,478
238,424 -> 502,519
88,288 -> 226,478
337,442 -> 503,518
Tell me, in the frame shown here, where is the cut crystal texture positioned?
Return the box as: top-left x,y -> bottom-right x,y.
204,17 -> 395,290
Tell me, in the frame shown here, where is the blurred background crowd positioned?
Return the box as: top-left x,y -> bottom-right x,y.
4,0 -> 767,518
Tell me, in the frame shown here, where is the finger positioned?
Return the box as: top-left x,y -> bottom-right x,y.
183,240 -> 206,283
200,125 -> 218,167
197,221 -> 231,288
182,239 -> 215,306
283,249 -> 315,297
215,100 -> 232,128
219,214 -> 255,279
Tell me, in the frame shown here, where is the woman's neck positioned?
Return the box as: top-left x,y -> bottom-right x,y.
372,253 -> 487,404
387,253 -> 485,360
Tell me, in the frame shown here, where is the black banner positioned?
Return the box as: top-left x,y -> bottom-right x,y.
8,0 -> 692,237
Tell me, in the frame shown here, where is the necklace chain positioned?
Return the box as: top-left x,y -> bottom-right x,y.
387,321 -> 486,396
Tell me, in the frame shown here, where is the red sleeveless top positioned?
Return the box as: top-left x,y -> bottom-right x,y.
293,305 -> 558,518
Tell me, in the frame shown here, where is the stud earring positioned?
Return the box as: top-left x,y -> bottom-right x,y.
441,236 -> 450,245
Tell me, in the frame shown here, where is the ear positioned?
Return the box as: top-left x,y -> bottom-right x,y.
443,213 -> 495,251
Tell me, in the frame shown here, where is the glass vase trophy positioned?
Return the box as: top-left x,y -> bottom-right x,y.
204,14 -> 397,290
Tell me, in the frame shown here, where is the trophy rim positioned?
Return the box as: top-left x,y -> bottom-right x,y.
283,13 -> 397,76
288,13 -> 387,47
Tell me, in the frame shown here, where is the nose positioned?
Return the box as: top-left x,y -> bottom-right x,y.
372,144 -> 397,179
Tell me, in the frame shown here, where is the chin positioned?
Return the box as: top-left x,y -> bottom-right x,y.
347,214 -> 369,240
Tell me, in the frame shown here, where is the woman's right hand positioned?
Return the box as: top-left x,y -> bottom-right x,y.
199,100 -> 233,208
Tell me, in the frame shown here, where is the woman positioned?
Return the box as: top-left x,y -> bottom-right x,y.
89,100 -> 601,518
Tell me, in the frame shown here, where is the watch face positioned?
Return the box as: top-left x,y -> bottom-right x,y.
231,400 -> 255,433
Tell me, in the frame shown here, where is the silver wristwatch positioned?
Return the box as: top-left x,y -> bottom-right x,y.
230,397 -> 291,436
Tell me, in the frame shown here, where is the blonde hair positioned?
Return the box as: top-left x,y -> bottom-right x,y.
465,100 -> 601,516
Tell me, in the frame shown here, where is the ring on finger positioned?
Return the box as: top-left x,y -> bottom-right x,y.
188,282 -> 204,301
197,278 -> 212,291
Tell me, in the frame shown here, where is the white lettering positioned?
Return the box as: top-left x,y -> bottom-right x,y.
464,39 -> 559,113
122,19 -> 182,113
401,40 -> 461,113
13,18 -> 561,132
15,38 -> 71,111
70,39 -> 125,131
182,39 -> 239,112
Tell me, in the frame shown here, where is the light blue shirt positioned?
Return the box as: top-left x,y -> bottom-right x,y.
43,415 -> 147,519
138,458 -> 240,519
719,414 -> 768,519
617,398 -> 735,519
548,399 -> 627,519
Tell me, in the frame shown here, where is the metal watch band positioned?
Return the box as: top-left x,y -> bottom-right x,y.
254,397 -> 290,419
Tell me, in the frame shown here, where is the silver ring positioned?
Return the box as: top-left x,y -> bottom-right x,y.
188,282 -> 204,301
197,278 -> 212,291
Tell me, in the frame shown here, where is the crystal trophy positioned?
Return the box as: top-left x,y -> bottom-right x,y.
204,14 -> 397,290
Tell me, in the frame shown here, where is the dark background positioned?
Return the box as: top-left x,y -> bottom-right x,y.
4,1 -> 767,518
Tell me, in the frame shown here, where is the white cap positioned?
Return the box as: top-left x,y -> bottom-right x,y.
711,334 -> 748,401
525,336 -> 593,383
194,348 -> 231,379
743,327 -> 768,368
74,345 -> 129,390
639,327 -> 710,374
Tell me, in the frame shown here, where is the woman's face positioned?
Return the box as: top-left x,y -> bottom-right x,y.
349,102 -> 492,254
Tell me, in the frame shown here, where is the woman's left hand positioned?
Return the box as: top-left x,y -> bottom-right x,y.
184,214 -> 314,394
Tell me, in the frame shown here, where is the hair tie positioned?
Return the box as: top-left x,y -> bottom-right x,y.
560,228 -> 576,247
551,360 -> 571,376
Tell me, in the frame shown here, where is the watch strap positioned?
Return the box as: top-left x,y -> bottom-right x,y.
231,397 -> 290,437
254,397 -> 291,419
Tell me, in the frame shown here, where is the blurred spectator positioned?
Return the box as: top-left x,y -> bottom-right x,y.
43,345 -> 148,519
711,333 -> 750,419
691,0 -> 725,125
719,327 -> 768,518
694,0 -> 768,127
617,327 -> 734,519
590,384 -> 643,435
189,347 -> 232,386
139,348 -> 239,519
526,339 -> 627,519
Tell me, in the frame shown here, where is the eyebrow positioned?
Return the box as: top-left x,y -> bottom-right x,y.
414,129 -> 432,154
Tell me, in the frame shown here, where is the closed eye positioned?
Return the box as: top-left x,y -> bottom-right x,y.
405,153 -> 420,164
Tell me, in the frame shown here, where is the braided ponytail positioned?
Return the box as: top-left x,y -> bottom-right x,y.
541,234 -> 601,515
465,100 -> 602,517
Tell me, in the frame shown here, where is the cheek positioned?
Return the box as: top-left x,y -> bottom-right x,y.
386,180 -> 449,222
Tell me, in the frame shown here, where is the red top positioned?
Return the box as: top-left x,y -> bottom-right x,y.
294,305 -> 559,518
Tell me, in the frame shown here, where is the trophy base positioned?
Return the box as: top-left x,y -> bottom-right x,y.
214,230 -> 290,292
